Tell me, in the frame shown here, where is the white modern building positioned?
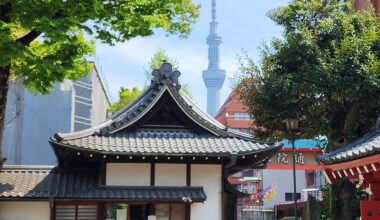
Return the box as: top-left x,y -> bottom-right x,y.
2,63 -> 110,165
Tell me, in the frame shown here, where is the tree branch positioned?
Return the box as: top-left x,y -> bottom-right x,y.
0,2 -> 12,23
16,30 -> 41,46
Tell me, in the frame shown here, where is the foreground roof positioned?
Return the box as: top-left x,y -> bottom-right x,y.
0,166 -> 206,202
319,129 -> 380,164
50,63 -> 280,163
57,129 -> 274,157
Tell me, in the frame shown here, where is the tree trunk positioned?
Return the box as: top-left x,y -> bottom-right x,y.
340,178 -> 355,220
0,65 -> 10,169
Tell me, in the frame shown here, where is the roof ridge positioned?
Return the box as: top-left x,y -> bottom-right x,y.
319,128 -> 380,163
2,165 -> 55,170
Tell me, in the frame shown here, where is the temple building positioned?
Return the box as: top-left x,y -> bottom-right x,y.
202,0 -> 226,117
319,128 -> 380,220
0,63 -> 280,220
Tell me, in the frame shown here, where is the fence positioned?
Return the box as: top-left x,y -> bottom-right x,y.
238,205 -> 275,220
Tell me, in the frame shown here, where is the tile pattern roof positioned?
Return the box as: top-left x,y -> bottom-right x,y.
318,129 -> 380,164
50,63 -> 280,159
57,129 -> 274,156
0,166 -> 206,202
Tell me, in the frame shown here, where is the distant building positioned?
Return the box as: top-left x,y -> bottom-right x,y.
202,0 -> 226,117
2,64 -> 111,165
216,92 -> 326,207
355,0 -> 380,14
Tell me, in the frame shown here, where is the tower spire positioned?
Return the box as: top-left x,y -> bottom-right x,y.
212,0 -> 216,22
202,0 -> 226,117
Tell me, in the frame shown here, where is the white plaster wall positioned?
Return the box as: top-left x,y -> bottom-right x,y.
155,164 -> 186,186
262,169 -> 307,207
106,163 -> 150,186
0,201 -> 50,220
191,164 -> 222,220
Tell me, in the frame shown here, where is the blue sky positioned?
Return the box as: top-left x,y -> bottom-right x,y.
95,0 -> 290,110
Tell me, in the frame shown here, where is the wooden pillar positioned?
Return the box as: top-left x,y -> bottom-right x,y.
97,202 -> 105,220
355,0 -> 368,10
369,182 -> 380,201
185,163 -> 191,220
372,0 -> 380,14
355,0 -> 380,14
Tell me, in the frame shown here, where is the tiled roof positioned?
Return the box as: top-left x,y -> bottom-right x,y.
318,129 -> 380,164
50,63 -> 280,159
56,129 -> 274,156
0,166 -> 206,202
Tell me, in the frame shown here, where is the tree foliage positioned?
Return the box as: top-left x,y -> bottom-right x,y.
108,87 -> 142,114
235,0 -> 380,151
0,0 -> 200,161
318,181 -> 368,219
108,49 -> 192,113
144,48 -> 192,97
0,0 -> 200,93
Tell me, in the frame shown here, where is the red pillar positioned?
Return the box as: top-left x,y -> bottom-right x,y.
369,182 -> 380,201
355,0 -> 380,14
372,0 -> 380,14
355,0 -> 368,10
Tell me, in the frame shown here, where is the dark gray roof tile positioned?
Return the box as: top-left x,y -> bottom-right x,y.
0,166 -> 206,202
54,129 -> 274,156
319,129 -> 380,164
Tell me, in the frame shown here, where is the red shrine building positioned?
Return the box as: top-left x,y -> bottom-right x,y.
319,129 -> 380,220
216,92 -> 325,207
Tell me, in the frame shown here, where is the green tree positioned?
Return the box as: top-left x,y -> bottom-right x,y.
235,0 -> 380,219
108,87 -> 142,114
0,0 -> 200,164
144,48 -> 192,97
109,49 -> 192,114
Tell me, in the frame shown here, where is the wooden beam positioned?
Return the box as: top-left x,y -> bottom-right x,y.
186,163 -> 191,187
322,170 -> 332,184
185,163 -> 191,220
343,170 -> 348,177
151,163 -> 155,186
372,163 -> 377,172
322,154 -> 380,172
337,170 -> 342,178
364,165 -> 370,173
349,168 -> 355,176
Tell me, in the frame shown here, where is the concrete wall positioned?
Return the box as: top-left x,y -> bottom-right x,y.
262,169 -> 306,207
0,201 -> 50,220
106,163 -> 151,186
191,164 -> 222,220
155,164 -> 186,186
3,81 -> 72,165
2,66 -> 109,165
91,67 -> 110,126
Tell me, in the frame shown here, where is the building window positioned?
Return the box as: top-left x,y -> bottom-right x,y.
285,192 -> 301,201
306,170 -> 316,188
106,204 -> 151,220
232,171 -> 242,178
105,203 -> 185,220
240,128 -> 251,134
55,204 -> 97,220
156,204 -> 185,220
233,112 -> 251,120
243,169 -> 256,177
